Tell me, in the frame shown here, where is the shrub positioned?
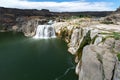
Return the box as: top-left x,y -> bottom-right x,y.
101,21 -> 114,24
117,53 -> 120,61
99,32 -> 120,40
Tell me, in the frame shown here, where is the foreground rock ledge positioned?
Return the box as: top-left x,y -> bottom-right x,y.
54,18 -> 120,80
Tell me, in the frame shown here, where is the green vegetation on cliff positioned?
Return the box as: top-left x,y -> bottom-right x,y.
99,32 -> 120,41
71,15 -> 91,19
117,53 -> 120,61
77,30 -> 91,60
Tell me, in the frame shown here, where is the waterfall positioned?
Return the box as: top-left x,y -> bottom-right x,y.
33,24 -> 56,39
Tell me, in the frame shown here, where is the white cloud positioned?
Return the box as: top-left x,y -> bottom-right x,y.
0,0 -> 114,12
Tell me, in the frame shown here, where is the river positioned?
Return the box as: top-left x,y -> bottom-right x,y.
0,32 -> 77,80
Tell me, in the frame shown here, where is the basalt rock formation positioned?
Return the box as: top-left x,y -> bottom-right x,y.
54,7 -> 120,80
0,7 -> 112,36
0,7 -> 56,36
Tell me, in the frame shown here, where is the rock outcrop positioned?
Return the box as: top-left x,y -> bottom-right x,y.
103,7 -> 120,25
14,17 -> 48,37
78,38 -> 118,80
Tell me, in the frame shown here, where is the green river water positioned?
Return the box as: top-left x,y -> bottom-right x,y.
0,32 -> 77,80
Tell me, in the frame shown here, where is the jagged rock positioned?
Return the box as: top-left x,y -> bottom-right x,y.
113,40 -> 120,53
79,45 -> 103,80
75,38 -> 120,80
21,19 -> 38,37
90,29 -> 99,39
78,43 -> 116,80
68,28 -> 91,55
113,60 -> 120,80
14,17 -> 40,37
11,16 -> 51,37
94,36 -> 103,45
102,48 -> 116,80
103,38 -> 115,49
68,29 -> 82,55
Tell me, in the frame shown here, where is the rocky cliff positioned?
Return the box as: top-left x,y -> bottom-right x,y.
0,7 -> 56,36
53,12 -> 120,80
0,7 -> 112,37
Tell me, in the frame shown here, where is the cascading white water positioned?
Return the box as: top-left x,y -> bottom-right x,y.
33,24 -> 56,39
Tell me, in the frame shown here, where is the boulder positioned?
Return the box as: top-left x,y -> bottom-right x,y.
79,45 -> 103,80
78,43 -> 116,80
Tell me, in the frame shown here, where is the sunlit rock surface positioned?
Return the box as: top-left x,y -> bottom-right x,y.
114,61 -> 120,80
54,18 -> 120,80
79,39 -> 116,80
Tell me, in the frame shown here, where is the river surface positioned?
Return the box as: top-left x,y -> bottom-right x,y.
0,32 -> 77,80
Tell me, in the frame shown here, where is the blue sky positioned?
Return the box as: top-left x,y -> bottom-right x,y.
0,0 -> 120,12
28,0 -> 75,2
28,0 -> 120,9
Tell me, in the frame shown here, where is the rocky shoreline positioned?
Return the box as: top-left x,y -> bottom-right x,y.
53,8 -> 120,80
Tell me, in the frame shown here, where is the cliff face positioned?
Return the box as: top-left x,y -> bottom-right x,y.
0,7 -> 112,36
54,17 -> 120,80
0,7 -> 54,27
0,7 -> 56,36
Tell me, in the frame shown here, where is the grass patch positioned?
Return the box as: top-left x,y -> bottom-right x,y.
77,30 -> 91,60
71,15 -> 91,19
117,53 -> 120,61
112,32 -> 120,40
101,21 -> 114,24
99,32 -> 120,40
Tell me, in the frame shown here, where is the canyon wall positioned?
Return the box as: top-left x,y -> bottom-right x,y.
0,7 -> 112,37
53,8 -> 120,80
53,17 -> 120,80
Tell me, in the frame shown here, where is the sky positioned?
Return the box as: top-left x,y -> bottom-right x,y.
0,0 -> 120,12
